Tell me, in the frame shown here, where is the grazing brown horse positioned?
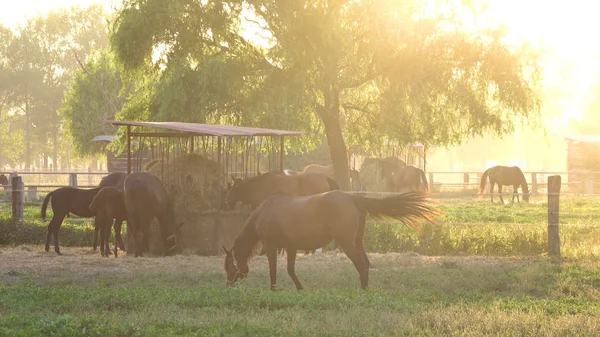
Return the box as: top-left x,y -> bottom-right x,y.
223,171 -> 340,210
302,164 -> 361,186
478,165 -> 530,204
124,172 -> 183,257
388,166 -> 428,192
42,187 -> 100,255
89,187 -> 128,257
92,172 -> 128,254
224,191 -> 437,290
361,157 -> 406,181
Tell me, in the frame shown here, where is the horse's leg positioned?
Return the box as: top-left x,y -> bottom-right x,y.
100,217 -> 110,258
513,185 -> 519,203
285,249 -> 303,290
49,213 -> 67,256
339,242 -> 369,289
114,219 -> 126,252
498,184 -> 505,204
127,215 -> 142,257
265,246 -> 278,290
489,181 -> 495,203
92,217 -> 99,251
356,213 -> 370,269
107,218 -> 116,258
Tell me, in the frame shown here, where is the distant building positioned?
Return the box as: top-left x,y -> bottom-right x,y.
564,134 -> 600,193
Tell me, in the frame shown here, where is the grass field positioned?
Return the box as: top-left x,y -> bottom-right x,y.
1,247 -> 599,336
1,195 -> 600,336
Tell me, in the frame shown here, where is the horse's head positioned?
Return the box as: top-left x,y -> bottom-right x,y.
223,176 -> 245,211
161,201 -> 185,254
524,189 -> 531,202
223,246 -> 248,287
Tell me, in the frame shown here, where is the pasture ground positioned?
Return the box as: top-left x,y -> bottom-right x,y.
1,246 -> 599,336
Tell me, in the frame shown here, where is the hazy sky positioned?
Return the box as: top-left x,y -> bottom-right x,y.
2,0 -> 599,122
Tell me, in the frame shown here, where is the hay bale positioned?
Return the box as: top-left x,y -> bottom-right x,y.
359,162 -> 387,192
145,153 -> 224,213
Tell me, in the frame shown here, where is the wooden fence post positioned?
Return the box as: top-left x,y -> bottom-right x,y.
87,166 -> 92,186
69,173 -> 78,188
531,172 -> 538,196
11,175 -> 24,221
463,173 -> 469,191
428,172 -> 434,192
547,175 -> 561,258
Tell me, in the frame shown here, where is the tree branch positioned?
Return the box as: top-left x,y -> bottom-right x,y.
71,48 -> 120,115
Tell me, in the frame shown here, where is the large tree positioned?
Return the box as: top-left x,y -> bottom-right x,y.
1,4 -> 109,169
110,0 -> 540,188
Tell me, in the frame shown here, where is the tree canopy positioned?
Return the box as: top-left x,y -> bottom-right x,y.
108,0 -> 540,187
0,4 -> 109,169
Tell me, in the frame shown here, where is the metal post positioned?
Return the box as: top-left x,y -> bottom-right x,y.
279,136 -> 284,171
214,136 -> 222,255
126,126 -> 132,174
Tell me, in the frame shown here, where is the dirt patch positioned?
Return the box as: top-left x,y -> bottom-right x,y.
0,245 -> 544,286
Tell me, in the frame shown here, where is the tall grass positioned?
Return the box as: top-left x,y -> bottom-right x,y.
2,195 -> 599,258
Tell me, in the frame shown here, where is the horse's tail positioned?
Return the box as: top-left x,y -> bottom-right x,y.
41,192 -> 53,220
419,169 -> 429,192
326,177 -> 340,190
351,192 -> 438,232
478,168 -> 491,196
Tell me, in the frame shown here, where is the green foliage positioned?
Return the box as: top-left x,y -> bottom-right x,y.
60,49 -> 128,156
0,218 -> 94,247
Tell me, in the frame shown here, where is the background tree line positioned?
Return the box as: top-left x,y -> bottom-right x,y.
2,0 -> 552,183
0,4 -> 108,170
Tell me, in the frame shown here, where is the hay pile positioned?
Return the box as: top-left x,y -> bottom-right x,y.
145,153 -> 224,213
359,162 -> 388,192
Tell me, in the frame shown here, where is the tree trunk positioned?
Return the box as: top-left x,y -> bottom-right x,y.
318,85 -> 349,190
322,113 -> 350,190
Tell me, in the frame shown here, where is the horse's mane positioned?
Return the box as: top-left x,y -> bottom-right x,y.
233,198 -> 269,261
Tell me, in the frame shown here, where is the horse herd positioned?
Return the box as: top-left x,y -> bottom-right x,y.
35,163 -> 529,290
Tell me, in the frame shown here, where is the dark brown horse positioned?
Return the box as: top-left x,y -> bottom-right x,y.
302,164 -> 361,187
41,187 -> 101,255
124,172 -> 183,257
0,174 -> 8,186
478,165 -> 530,204
223,191 -> 437,290
223,171 -> 340,210
388,166 -> 428,192
92,172 -> 128,254
361,157 -> 406,181
89,187 -> 128,257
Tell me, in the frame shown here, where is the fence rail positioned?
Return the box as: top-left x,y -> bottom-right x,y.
0,171 -> 585,258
